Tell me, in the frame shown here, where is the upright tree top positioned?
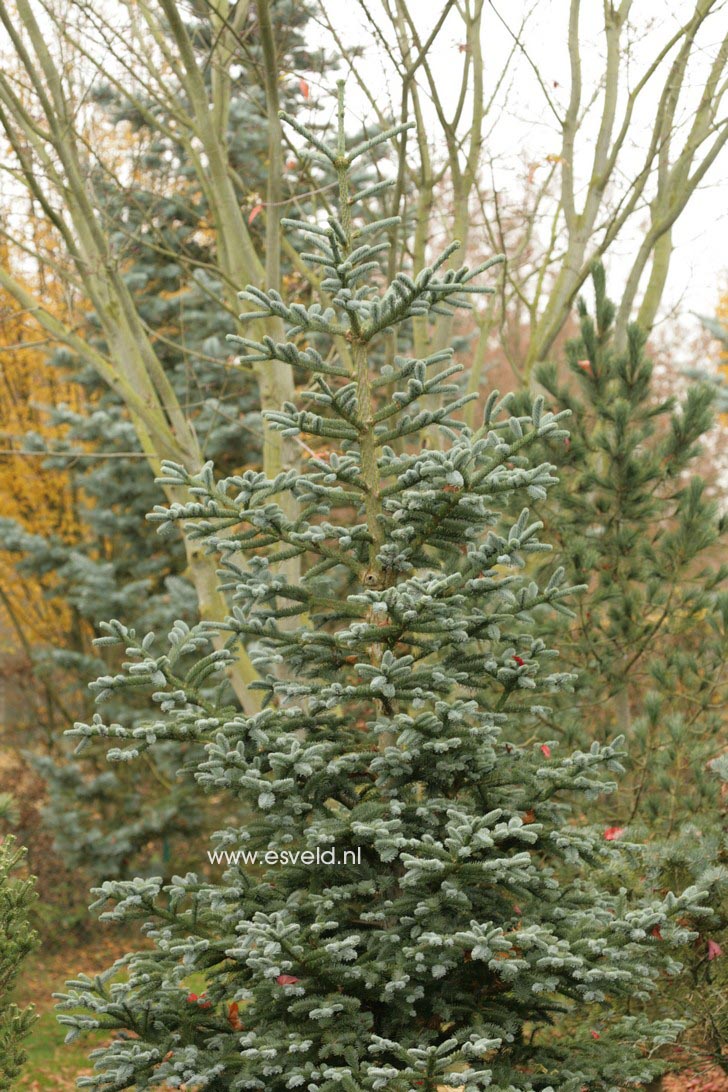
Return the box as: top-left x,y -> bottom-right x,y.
59,87 -> 711,1092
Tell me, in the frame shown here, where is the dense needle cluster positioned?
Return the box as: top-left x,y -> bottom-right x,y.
57,86 -> 711,1092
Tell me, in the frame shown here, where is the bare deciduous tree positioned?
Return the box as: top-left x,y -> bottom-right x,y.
0,0 -> 725,711
0,0 -> 309,710
325,0 -> 727,382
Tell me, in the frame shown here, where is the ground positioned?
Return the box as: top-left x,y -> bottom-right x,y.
13,926 -> 130,1090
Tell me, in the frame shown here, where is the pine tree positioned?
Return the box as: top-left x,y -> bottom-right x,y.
0,835 -> 37,1089
516,268 -> 728,1068
57,88 -> 713,1092
528,266 -> 727,828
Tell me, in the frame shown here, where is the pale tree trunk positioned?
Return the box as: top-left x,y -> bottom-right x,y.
0,0 -> 311,710
153,0 -> 298,496
520,0 -> 727,374
393,0 -> 727,381
377,0 -> 487,440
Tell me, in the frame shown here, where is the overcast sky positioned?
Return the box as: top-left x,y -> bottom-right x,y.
313,0 -> 727,351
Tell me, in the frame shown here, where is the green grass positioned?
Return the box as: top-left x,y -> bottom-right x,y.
11,939 -> 210,1089
16,1010 -> 104,1090
10,931 -> 130,1090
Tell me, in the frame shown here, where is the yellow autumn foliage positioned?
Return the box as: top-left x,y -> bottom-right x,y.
0,240 -> 86,653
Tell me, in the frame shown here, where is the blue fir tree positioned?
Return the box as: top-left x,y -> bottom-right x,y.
57,87 -> 713,1092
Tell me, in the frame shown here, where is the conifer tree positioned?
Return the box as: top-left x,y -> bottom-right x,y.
0,835 -> 37,1088
0,1 -> 331,884
517,269 -> 728,1068
58,89 -> 712,1092
529,267 -> 727,827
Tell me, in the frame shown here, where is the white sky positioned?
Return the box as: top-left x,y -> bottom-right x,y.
1,0 -> 724,356
313,0 -> 728,351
